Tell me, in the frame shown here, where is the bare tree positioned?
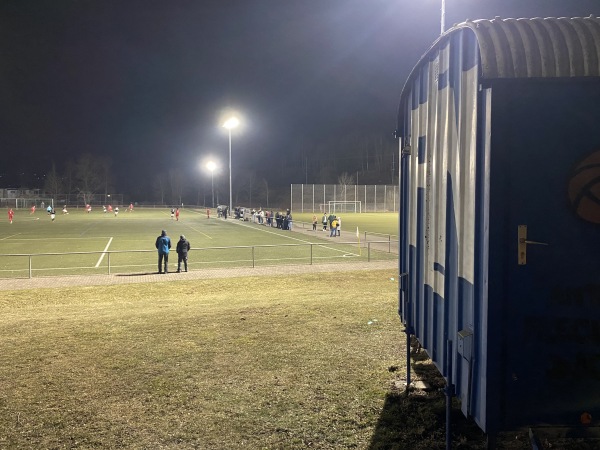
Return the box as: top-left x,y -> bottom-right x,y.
154,173 -> 168,204
44,163 -> 63,200
337,172 -> 354,203
74,153 -> 105,204
63,160 -> 75,200
168,169 -> 184,205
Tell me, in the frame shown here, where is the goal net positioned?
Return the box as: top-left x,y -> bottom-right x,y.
320,201 -> 362,214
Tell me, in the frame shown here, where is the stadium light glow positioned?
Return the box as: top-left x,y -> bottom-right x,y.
222,117 -> 240,215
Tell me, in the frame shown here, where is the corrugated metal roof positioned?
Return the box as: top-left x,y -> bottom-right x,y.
456,16 -> 600,79
396,17 -> 600,136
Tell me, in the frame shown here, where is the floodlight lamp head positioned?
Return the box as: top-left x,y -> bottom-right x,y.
223,117 -> 240,129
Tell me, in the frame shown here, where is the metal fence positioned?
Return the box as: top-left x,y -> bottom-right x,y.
1,194 -> 125,209
0,241 -> 398,279
290,184 -> 399,213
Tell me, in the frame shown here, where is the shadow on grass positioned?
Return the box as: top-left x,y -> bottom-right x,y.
115,272 -> 160,277
368,347 -> 487,450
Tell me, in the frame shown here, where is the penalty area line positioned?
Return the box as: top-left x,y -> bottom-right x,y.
95,237 -> 113,268
234,221 -> 360,257
0,233 -> 21,241
186,225 -> 212,240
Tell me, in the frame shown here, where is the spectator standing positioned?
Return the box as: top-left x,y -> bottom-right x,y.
155,230 -> 171,274
176,235 -> 191,273
330,217 -> 338,237
328,213 -> 335,231
322,213 -> 328,231
312,215 -> 317,231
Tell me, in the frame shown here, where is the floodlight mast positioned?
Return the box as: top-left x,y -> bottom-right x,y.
206,161 -> 216,208
441,0 -> 446,34
222,117 -> 239,216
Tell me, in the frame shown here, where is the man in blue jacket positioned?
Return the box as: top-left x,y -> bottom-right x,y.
155,229 -> 171,274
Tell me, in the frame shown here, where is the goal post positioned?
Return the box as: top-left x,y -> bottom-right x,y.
326,201 -> 362,214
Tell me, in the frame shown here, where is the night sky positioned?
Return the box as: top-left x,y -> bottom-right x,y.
3,0 -> 600,199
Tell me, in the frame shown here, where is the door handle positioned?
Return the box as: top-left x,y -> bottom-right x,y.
518,225 -> 548,265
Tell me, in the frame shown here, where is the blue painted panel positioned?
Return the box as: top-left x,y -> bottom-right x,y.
488,79 -> 600,430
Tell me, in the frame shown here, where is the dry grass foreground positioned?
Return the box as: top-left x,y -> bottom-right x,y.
1,269 -> 406,449
3,269 -> 599,449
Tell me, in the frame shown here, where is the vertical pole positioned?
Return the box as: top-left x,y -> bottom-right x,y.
229,129 -> 233,216
405,327 -> 411,395
384,185 -> 387,212
445,339 -> 454,450
441,0 -> 446,35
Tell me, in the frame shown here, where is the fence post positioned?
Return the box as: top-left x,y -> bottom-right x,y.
29,255 -> 32,279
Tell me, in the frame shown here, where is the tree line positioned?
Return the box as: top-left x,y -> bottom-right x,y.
35,131 -> 398,207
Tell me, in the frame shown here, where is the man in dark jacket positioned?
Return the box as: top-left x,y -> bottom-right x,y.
176,235 -> 191,273
155,229 -> 171,274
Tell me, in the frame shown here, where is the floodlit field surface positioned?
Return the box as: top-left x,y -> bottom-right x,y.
0,208 -> 398,278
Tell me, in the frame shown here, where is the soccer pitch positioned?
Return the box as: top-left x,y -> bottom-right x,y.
0,208 -> 397,278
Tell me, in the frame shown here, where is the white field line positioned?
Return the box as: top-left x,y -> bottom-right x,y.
95,237 -> 113,268
7,237 -> 115,241
232,220 -> 360,257
185,225 -> 212,240
0,233 -> 21,241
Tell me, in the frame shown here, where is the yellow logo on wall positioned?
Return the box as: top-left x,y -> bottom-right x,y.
568,151 -> 600,224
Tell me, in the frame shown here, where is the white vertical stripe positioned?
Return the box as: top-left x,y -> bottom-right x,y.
95,237 -> 113,268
